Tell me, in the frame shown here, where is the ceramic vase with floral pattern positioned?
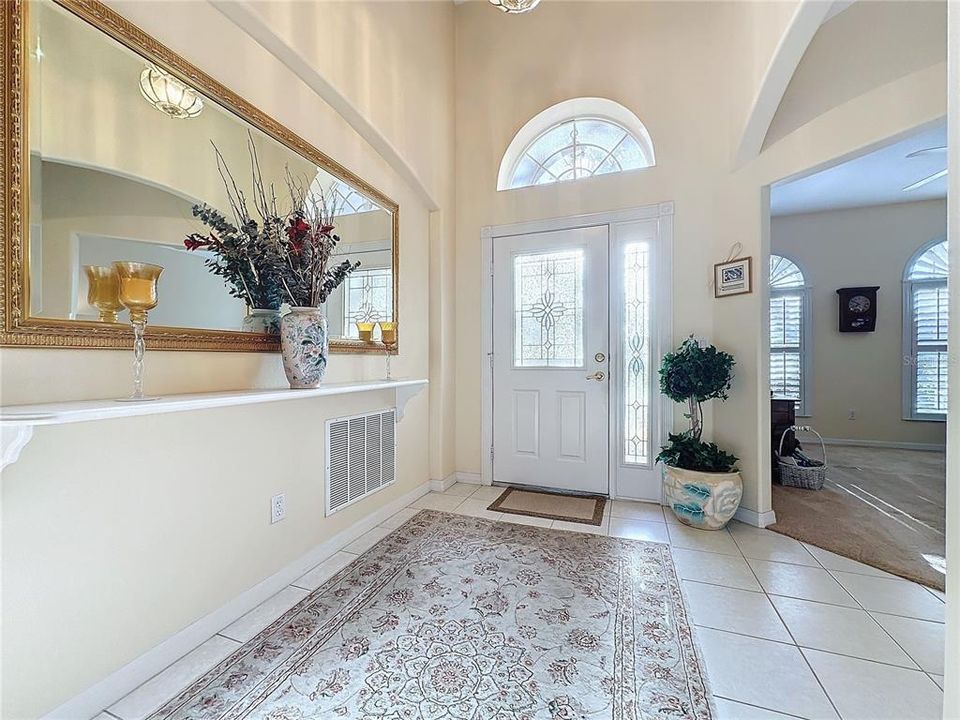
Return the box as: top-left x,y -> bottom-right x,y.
280,306 -> 328,389
663,465 -> 742,530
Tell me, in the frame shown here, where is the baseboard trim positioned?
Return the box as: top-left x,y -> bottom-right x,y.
429,473 -> 457,492
734,507 -> 777,528
820,437 -> 946,452
454,471 -> 484,485
42,481 -> 432,720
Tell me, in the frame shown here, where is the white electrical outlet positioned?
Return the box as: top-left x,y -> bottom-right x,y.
271,493 -> 286,524
848,409 -> 857,420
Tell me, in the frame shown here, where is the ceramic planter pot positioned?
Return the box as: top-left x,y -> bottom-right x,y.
280,306 -> 328,389
663,465 -> 742,530
241,308 -> 281,335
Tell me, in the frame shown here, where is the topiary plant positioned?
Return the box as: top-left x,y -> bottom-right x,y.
656,336 -> 738,472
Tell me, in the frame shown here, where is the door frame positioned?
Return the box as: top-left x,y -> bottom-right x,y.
480,202 -> 675,499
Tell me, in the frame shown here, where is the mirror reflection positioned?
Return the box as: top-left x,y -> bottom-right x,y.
28,0 -> 396,341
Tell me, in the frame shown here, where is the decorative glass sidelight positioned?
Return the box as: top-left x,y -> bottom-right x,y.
623,242 -> 650,465
513,249 -> 584,367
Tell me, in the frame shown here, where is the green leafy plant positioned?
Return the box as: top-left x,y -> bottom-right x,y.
656,336 -> 738,472
656,432 -> 738,473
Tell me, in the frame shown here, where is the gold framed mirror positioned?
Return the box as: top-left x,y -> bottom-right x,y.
1,0 -> 399,353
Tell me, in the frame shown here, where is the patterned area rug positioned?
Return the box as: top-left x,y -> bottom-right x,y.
150,510 -> 714,719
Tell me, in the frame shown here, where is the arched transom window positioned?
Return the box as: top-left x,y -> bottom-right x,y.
769,255 -> 810,413
498,98 -> 655,191
904,239 -> 949,418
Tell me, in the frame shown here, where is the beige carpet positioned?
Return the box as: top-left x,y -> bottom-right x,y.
488,486 -> 607,525
150,510 -> 714,719
769,445 -> 945,591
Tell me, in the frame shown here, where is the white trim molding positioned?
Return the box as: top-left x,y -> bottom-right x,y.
429,473 -> 458,492
41,481 -> 432,720
734,506 -> 778,528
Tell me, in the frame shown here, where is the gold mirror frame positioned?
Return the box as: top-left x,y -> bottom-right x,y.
0,0 -> 399,353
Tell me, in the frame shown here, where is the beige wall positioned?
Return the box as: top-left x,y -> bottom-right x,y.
1,1 -> 454,717
453,0 -> 947,524
766,0 -> 947,148
771,200 -> 947,446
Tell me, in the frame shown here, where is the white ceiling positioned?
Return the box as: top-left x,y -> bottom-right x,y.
770,122 -> 947,216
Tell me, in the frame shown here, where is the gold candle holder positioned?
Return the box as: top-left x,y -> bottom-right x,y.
356,321 -> 375,343
378,321 -> 398,379
83,265 -> 123,323
113,261 -> 164,402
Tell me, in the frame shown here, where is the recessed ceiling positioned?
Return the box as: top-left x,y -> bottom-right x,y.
770,121 -> 947,216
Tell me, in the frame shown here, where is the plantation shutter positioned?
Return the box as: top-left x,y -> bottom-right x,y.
912,280 -> 948,415
770,291 -> 804,408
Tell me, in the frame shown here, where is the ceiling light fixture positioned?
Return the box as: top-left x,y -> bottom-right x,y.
139,65 -> 204,119
489,0 -> 541,13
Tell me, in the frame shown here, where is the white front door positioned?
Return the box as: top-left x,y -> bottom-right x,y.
492,226 -> 609,494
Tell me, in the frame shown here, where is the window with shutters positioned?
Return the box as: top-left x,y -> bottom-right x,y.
769,255 -> 809,414
904,239 -> 948,420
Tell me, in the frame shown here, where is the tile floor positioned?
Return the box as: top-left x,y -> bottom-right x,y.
99,484 -> 946,720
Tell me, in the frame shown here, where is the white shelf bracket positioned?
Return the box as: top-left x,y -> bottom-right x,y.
2,424 -> 34,471
394,383 -> 425,420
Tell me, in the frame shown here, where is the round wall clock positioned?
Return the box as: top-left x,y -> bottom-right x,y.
836,286 -> 880,333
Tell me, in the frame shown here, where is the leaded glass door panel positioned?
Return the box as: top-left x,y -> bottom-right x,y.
492,226 -> 609,493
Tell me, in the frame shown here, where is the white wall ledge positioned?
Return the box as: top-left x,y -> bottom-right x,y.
0,378 -> 427,469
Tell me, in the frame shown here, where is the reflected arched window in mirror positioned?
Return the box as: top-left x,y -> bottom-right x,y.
904,239 -> 949,418
498,98 -> 655,191
769,254 -> 810,414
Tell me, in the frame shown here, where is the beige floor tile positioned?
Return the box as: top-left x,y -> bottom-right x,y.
870,612 -> 945,674
829,572 -> 945,622
930,674 -> 944,689
468,485 -> 506,502
801,543 -> 897,579
728,524 -> 819,566
769,596 -> 916,668
682,581 -> 791,643
666,523 -> 741,555
500,513 -> 553,527
748,560 -> 857,607
552,518 -> 609,535
671,548 -> 762,591
342,525 -> 395,555
712,698 -> 802,719
108,636 -> 240,720
441,482 -> 477,497
609,517 -> 670,543
292,551 -> 356,590
803,649 -> 942,720
381,506 -> 422,529
696,628 -> 838,719
451,497 -> 505,521
410,492 -> 465,512
220,586 -> 310,642
609,500 -> 665,523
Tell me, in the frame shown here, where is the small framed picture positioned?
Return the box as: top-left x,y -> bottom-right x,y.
714,257 -> 753,298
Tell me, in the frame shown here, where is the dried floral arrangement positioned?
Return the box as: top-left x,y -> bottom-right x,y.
185,134 -> 359,310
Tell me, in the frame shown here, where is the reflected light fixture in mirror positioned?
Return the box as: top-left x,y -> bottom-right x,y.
489,0 -> 540,13
139,64 -> 204,119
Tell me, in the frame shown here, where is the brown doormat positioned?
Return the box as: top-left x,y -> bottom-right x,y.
487,486 -> 606,526
768,445 -> 945,591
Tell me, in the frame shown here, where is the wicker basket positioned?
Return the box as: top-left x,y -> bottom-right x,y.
777,425 -> 827,490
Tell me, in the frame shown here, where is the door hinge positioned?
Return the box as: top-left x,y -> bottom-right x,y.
490,446 -> 495,463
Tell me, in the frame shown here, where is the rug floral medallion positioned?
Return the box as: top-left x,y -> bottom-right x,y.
150,510 -> 714,720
